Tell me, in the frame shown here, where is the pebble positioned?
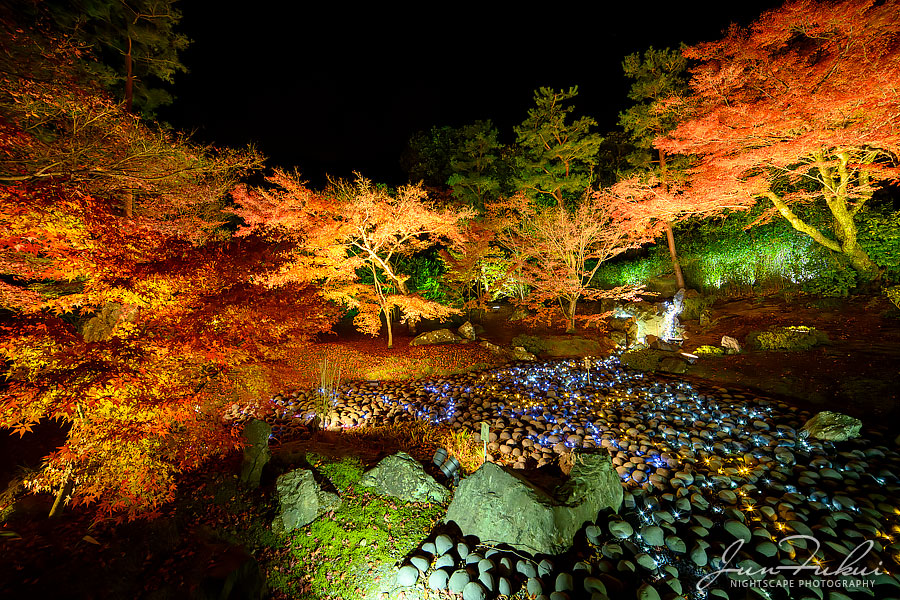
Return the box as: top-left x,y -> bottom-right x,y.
448,570 -> 471,593
725,519 -> 752,543
434,554 -> 455,570
434,534 -> 453,556
555,572 -> 574,592
639,525 -> 664,546
609,520 -> 634,539
396,565 -> 418,586
427,569 -> 449,590
462,581 -> 486,600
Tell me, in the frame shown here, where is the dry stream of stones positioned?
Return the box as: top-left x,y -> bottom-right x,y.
246,358 -> 900,600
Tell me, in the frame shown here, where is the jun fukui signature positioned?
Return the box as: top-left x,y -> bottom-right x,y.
696,535 -> 884,591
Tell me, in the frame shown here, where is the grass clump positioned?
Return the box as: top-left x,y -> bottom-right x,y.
747,326 -> 829,351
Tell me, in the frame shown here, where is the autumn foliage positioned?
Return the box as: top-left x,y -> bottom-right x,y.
656,0 -> 900,279
0,20 -> 332,519
230,171 -> 475,348
491,192 -> 654,332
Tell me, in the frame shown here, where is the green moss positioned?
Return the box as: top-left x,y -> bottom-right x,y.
306,454 -> 364,491
619,348 -> 671,371
282,471 -> 445,599
747,326 -> 829,351
694,345 -> 725,356
886,285 -> 900,310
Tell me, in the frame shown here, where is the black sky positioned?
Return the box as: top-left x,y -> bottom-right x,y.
162,2 -> 783,186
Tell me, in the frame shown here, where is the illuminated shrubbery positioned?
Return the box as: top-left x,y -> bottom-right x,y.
747,326 -> 829,351
594,209 -> 870,297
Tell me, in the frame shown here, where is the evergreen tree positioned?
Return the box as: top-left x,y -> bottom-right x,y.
513,87 -> 604,208
618,46 -> 689,178
447,120 -> 503,212
40,0 -> 189,117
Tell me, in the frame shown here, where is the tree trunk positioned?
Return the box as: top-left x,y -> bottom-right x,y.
565,297 -> 578,333
385,306 -> 394,349
845,242 -> 879,281
124,36 -> 134,113
657,150 -> 686,290
663,221 -> 686,290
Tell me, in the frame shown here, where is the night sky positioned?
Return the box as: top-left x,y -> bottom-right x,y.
162,3 -> 783,186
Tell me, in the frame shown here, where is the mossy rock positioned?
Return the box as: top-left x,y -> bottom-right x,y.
619,348 -> 672,372
510,334 -> 549,355
746,326 -> 829,351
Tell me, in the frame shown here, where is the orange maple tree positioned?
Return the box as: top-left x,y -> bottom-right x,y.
0,20 -> 333,519
231,172 -> 475,348
492,192 -> 653,333
655,0 -> 900,280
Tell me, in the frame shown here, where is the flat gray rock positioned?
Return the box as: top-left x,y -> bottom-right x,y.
800,411 -> 862,441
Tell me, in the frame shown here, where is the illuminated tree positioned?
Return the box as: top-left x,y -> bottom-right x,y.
658,0 -> 900,280
0,20 -> 328,520
0,182 -> 339,519
230,173 -> 475,348
493,192 -> 652,333
327,177 -> 476,347
514,87 -> 604,209
0,22 -> 261,224
447,120 -> 503,211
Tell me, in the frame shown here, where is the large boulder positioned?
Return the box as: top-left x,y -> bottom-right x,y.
358,452 -> 448,503
272,469 -> 341,533
239,419 -> 271,488
410,328 -> 463,346
445,449 -> 622,555
457,321 -> 476,340
800,411 -> 862,442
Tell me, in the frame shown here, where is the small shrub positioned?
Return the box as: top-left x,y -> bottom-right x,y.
886,285 -> 900,310
438,428 -> 484,474
510,334 -> 549,355
747,325 -> 829,351
694,345 -> 725,356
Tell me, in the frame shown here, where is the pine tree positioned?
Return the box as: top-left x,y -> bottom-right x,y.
513,87 -> 604,209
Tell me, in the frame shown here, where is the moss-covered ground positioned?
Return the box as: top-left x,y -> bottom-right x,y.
266,455 -> 445,600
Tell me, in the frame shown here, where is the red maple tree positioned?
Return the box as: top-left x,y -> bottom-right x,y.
656,0 -> 900,279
